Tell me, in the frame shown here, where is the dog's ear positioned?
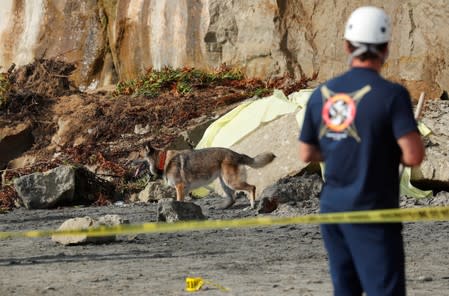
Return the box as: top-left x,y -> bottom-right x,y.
144,142 -> 156,155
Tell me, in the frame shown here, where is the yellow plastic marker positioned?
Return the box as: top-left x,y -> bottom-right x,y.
185,277 -> 204,292
185,277 -> 229,293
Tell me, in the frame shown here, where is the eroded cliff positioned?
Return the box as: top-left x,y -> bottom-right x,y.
0,0 -> 448,98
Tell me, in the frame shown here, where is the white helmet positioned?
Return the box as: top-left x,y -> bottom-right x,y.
344,6 -> 391,44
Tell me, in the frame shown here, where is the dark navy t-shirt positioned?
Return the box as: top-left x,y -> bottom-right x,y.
299,67 -> 418,212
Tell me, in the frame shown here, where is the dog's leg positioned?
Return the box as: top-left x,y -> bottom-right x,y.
219,176 -> 235,209
175,183 -> 185,202
247,185 -> 256,209
222,166 -> 257,209
231,182 -> 256,209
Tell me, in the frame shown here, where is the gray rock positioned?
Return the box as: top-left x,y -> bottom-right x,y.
97,214 -> 134,242
270,203 -> 303,217
400,190 -> 449,208
52,215 -> 130,245
14,165 -> 76,209
51,216 -> 103,245
430,191 -> 449,206
257,173 -> 322,214
97,214 -> 129,226
14,165 -> 117,209
157,198 -> 206,222
137,180 -> 176,203
417,276 -> 433,282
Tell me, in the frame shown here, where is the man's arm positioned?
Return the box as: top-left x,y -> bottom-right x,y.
397,131 -> 425,166
299,141 -> 323,163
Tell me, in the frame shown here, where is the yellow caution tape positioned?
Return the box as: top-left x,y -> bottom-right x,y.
0,206 -> 448,240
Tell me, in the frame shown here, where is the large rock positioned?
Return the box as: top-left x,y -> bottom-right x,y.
14,165 -> 117,209
257,173 -> 322,214
51,215 -> 130,245
14,165 -> 76,209
0,1 -> 447,98
157,198 -> 206,222
136,180 -> 176,203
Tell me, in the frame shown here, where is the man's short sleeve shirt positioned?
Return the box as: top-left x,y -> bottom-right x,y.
299,68 -> 418,212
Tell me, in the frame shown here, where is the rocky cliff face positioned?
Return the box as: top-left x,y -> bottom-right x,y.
0,0 -> 448,98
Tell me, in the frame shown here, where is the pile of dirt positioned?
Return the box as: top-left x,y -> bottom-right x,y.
1,59 -> 77,116
0,59 -> 79,154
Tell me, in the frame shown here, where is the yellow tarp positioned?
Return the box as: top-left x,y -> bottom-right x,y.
197,90 -> 302,149
401,167 -> 432,198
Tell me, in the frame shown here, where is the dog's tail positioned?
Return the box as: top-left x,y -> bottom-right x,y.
241,152 -> 276,168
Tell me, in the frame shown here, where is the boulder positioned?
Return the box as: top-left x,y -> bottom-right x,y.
257,173 -> 322,214
157,198 -> 206,222
429,191 -> 449,206
52,215 -> 129,245
14,165 -> 117,209
14,165 -> 76,209
136,180 -> 176,203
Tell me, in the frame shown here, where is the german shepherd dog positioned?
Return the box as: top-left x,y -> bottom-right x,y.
143,143 -> 276,209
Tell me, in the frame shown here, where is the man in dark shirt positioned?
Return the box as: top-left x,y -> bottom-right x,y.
299,6 -> 425,296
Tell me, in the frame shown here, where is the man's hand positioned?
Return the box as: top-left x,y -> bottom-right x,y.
299,142 -> 323,162
397,131 -> 425,166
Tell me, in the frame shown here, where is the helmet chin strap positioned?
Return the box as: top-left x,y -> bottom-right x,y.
348,42 -> 387,66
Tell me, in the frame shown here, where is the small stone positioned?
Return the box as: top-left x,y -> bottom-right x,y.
157,198 -> 205,222
417,276 -> 433,282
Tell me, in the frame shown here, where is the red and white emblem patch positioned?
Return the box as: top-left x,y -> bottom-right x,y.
322,94 -> 356,132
